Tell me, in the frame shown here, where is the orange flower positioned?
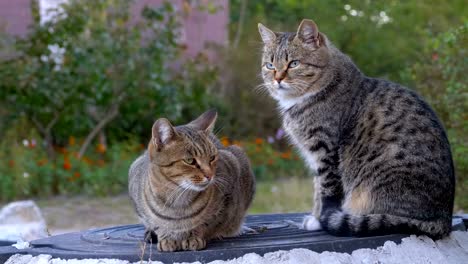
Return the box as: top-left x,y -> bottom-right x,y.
82,156 -> 93,165
63,162 -> 72,170
280,151 -> 292,160
255,138 -> 264,145
57,147 -> 67,154
8,160 -> 15,168
267,159 -> 274,165
68,172 -> 81,182
220,137 -> 230,147
96,143 -> 106,154
68,136 -> 76,146
37,159 -> 48,166
97,159 -> 105,166
232,140 -> 242,146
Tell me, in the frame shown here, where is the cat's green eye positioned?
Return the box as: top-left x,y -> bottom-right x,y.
289,60 -> 300,68
184,157 -> 196,165
265,62 -> 275,70
209,155 -> 216,162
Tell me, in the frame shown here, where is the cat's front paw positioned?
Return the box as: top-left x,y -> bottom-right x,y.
240,225 -> 259,235
144,230 -> 158,244
157,238 -> 180,252
181,237 -> 206,251
302,215 -> 322,231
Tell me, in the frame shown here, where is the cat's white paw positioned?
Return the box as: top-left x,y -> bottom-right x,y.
302,215 -> 321,231
241,225 -> 259,235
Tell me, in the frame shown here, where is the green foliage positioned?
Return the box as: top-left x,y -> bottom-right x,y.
403,23 -> 468,211
220,136 -> 309,181
0,119 -> 139,200
0,0 -> 219,155
0,0 -> 221,201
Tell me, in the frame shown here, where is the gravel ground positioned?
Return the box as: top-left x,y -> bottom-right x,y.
32,178 -> 316,235
36,194 -> 138,235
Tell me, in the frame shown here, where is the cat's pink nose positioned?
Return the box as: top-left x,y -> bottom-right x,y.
204,174 -> 214,181
275,76 -> 285,83
275,71 -> 286,83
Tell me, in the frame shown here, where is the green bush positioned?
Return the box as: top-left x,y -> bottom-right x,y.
0,0 -> 219,159
0,118 -> 140,200
220,136 -> 309,181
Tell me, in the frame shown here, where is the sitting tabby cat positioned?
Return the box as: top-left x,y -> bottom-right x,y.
128,110 -> 255,251
257,19 -> 455,238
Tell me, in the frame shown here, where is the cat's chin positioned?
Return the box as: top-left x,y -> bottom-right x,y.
276,92 -> 314,111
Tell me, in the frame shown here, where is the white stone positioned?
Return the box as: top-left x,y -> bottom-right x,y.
0,200 -> 49,241
5,231 -> 468,264
12,240 -> 30,249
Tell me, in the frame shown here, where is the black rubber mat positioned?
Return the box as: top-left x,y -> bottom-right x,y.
0,213 -> 466,263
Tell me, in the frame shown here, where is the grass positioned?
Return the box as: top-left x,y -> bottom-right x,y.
31,178 -> 315,234
249,177 -> 315,214
15,176 -> 466,235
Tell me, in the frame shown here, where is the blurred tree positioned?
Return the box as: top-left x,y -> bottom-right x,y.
0,0 -> 219,158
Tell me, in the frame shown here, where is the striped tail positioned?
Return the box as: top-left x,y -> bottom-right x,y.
319,208 -> 451,239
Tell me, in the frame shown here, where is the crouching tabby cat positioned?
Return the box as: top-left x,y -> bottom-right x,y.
258,19 -> 455,238
129,110 -> 255,251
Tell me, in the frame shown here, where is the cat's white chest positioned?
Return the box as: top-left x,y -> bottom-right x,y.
301,150 -> 322,173
287,131 -> 323,174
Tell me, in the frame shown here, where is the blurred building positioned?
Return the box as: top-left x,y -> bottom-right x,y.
0,0 -> 228,58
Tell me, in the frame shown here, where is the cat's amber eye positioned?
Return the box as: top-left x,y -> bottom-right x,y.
184,157 -> 197,165
265,62 -> 275,70
289,60 -> 300,68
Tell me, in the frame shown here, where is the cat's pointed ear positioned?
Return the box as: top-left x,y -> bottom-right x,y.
295,19 -> 321,48
152,118 -> 178,151
258,23 -> 276,44
190,109 -> 217,133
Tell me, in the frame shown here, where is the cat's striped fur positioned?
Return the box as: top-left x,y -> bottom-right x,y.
129,110 -> 255,251
258,19 -> 455,238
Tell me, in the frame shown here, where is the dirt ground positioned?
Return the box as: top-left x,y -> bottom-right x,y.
32,178 -> 316,235
36,194 -> 139,235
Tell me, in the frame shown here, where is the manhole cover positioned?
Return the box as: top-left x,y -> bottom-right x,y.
1,213 -> 464,263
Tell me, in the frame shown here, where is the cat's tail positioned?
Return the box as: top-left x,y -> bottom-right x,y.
319,209 -> 451,239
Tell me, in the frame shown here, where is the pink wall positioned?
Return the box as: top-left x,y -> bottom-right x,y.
0,0 -> 228,57
132,0 -> 229,59
0,0 -> 34,37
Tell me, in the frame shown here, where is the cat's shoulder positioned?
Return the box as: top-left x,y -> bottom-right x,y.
129,151 -> 149,177
362,77 -> 425,103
